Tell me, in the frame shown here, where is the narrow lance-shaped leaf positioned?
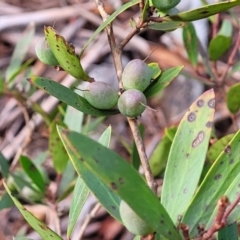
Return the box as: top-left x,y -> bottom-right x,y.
182,130 -> 240,237
58,126 -> 122,223
58,128 -> 182,239
6,23 -> 35,83
161,89 -> 215,224
163,0 -> 240,22
44,26 -> 90,81
67,126 -> 112,238
182,22 -> 198,67
208,20 -> 232,61
20,155 -> 46,192
144,66 -> 183,98
3,182 -> 62,240
28,77 -> 119,117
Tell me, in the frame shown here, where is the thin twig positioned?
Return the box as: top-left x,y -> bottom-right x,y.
77,202 -> 101,240
128,118 -> 157,194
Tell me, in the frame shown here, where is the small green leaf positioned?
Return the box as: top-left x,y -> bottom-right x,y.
80,0 -> 139,56
0,152 -> 9,178
182,22 -> 198,66
217,223 -> 238,240
4,182 -> 62,240
149,127 -> 176,177
207,134 -> 234,163
148,62 -> 161,80
161,89 -> 215,224
208,20 -> 232,61
67,177 -> 89,238
58,126 -> 122,223
64,105 -> 83,132
49,121 -> 69,173
144,66 -> 183,98
164,0 -> 240,22
148,21 -> 185,31
20,155 -> 46,192
44,26 -> 90,81
227,82 -> 240,113
28,77 -> 119,116
6,23 -> 35,83
182,130 -> 240,237
0,192 -> 14,210
58,129 -> 182,239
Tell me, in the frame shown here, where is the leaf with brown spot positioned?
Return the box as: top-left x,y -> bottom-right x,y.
3,182 -> 62,240
183,130 -> 240,237
44,26 -> 90,81
161,89 -> 215,225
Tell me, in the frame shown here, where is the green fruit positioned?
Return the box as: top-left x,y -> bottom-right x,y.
152,0 -> 180,11
84,81 -> 119,110
118,89 -> 146,118
122,59 -> 152,92
35,38 -> 59,66
120,200 -> 154,236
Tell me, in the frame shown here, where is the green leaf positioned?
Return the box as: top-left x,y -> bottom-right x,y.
148,21 -> 185,31
67,177 -> 89,238
0,192 -> 14,210
227,82 -> 240,113
208,20 -> 232,61
6,23 -> 35,83
59,128 -> 122,223
44,26 -> 90,81
161,89 -> 215,224
4,182 -> 62,240
80,0 -> 139,56
182,22 -> 198,66
0,152 -> 9,178
64,105 -> 83,132
182,130 -> 240,237
207,134 -> 234,163
217,223 -> 238,240
49,121 -> 69,173
149,126 -> 176,177
20,155 -> 46,192
58,129 -> 182,239
164,0 -> 240,22
148,62 -> 161,80
144,66 -> 183,98
28,77 -> 119,116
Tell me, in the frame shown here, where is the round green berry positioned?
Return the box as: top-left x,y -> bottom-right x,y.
122,59 -> 152,92
84,81 -> 119,110
120,200 -> 154,236
35,38 -> 59,66
118,89 -> 146,118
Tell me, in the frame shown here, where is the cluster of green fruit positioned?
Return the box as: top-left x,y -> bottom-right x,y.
35,38 -> 152,118
84,58 -> 152,118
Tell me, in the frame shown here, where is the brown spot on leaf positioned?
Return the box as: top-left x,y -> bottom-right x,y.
214,174 -> 222,180
119,178 -> 124,184
206,121 -> 213,128
183,188 -> 188,194
224,145 -> 231,153
197,99 -> 204,107
208,99 -> 215,108
192,131 -> 205,148
110,182 -> 117,190
187,112 -> 196,122
160,220 -> 165,225
229,159 -> 234,164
